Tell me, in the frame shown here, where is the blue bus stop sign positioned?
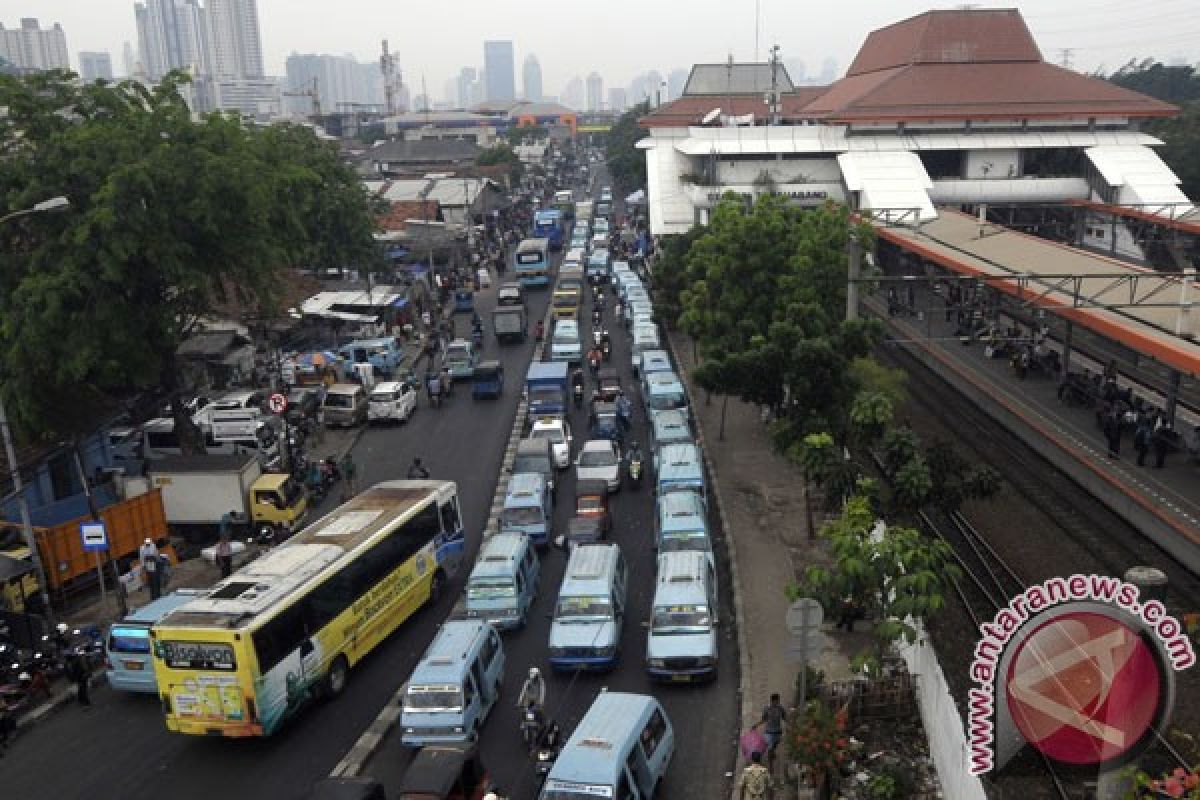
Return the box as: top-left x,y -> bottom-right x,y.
80,521 -> 108,552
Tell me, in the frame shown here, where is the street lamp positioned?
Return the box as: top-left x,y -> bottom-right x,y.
1,195 -> 71,623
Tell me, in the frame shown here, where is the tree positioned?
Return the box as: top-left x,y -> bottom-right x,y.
606,102 -> 649,190
792,495 -> 961,674
1106,61 -> 1200,199
924,440 -> 1001,514
647,227 -> 704,330
477,143 -> 524,184
0,71 -> 380,447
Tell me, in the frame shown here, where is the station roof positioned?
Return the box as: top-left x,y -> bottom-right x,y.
682,63 -> 795,95
875,210 -> 1200,377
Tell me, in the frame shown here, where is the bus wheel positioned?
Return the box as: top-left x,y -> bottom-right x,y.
326,655 -> 350,698
428,571 -> 445,605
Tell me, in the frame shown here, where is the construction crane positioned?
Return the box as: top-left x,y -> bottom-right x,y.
380,39 -> 402,115
283,76 -> 320,118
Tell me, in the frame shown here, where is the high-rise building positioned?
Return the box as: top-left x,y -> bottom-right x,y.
134,0 -> 211,80
79,51 -> 114,81
483,40 -> 515,102
522,54 -> 542,101
0,18 -> 70,72
562,75 -> 584,110
122,41 -> 137,76
207,0 -> 263,78
608,87 -> 627,113
455,66 -> 477,108
666,68 -> 687,101
285,53 -> 383,116
585,72 -> 603,111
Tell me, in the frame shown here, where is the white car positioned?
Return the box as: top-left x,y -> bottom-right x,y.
530,417 -> 573,469
367,380 -> 418,424
575,439 -> 622,493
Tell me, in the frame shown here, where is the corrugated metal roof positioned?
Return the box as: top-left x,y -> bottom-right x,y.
837,151 -> 937,221
682,63 -> 794,95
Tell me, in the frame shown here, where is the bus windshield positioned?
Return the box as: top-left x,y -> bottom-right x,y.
405,685 -> 463,712
652,604 -> 711,632
467,578 -> 516,601
556,595 -> 612,620
542,782 -> 615,800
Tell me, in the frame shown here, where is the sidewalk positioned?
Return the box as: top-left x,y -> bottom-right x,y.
667,332 -> 866,790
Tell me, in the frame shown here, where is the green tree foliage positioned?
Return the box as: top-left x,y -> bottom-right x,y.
0,71 -> 379,445
606,102 -> 649,190
647,227 -> 704,329
1106,60 -> 1200,199
680,193 -> 879,450
476,143 -> 525,184
792,495 -> 960,674
925,439 -> 1001,514
506,125 -> 547,146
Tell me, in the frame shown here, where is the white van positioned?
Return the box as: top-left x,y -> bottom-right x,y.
645,551 -> 719,683
368,380 -> 418,424
548,543 -> 627,671
401,619 -> 505,746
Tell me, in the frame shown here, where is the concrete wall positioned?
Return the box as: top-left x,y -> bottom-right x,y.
715,157 -> 842,185
644,131 -> 695,235
929,177 -> 1089,205
896,620 -> 989,800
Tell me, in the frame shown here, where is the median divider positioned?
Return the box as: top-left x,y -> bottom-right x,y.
331,299 -> 554,779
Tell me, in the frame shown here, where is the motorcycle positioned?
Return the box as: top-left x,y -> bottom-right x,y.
602,339 -> 611,361
472,326 -> 484,347
521,706 -> 545,755
535,721 -> 563,779
628,453 -> 644,488
573,382 -> 584,409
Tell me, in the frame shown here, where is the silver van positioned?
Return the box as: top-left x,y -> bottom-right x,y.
322,383 -> 368,427
645,550 -> 718,683
548,543 -> 627,671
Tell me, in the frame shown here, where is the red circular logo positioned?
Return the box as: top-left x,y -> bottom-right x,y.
1005,611 -> 1164,765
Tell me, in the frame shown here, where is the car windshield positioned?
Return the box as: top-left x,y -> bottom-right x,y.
579,448 -> 616,467
541,785 -> 615,800
652,604 -> 712,632
324,394 -> 353,408
556,595 -> 612,619
446,346 -> 470,361
513,455 -> 550,474
404,686 -> 463,712
649,392 -> 686,410
467,578 -> 516,600
369,392 -> 396,403
529,387 -> 562,403
502,506 -> 543,527
661,532 -> 710,552
532,427 -> 565,444
577,495 -> 604,512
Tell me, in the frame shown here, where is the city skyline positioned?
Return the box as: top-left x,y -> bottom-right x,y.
17,0 -> 1200,100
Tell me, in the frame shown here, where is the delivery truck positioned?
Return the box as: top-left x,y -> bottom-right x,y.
492,305 -> 528,344
525,362 -> 569,427
146,454 -> 307,542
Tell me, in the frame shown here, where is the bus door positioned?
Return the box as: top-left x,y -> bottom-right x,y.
437,495 -> 465,573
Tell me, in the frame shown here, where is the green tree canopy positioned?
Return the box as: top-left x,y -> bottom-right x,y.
606,102 -> 649,190
477,143 -> 525,183
1106,60 -> 1200,199
0,70 -> 379,445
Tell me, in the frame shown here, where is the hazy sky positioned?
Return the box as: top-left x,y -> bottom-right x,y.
9,0 -> 1200,96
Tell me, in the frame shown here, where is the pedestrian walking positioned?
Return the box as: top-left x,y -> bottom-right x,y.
761,693 -> 787,767
139,537 -> 163,599
740,723 -> 768,762
735,751 -> 772,800
66,648 -> 91,708
1102,406 -> 1122,460
1153,421 -> 1173,468
341,453 -> 358,500
216,531 -> 234,579
1134,417 -> 1152,467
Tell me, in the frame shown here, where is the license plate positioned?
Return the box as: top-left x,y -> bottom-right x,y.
670,674 -> 691,683
123,660 -> 145,670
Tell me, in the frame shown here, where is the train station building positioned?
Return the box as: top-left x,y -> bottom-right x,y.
638,7 -> 1186,242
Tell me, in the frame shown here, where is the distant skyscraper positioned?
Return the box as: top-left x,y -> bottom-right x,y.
607,87 -> 627,112
207,0 -> 263,78
562,76 -> 584,110
79,51 -> 114,81
816,56 -> 838,84
456,66 -> 477,108
483,40 -> 515,102
285,53 -> 382,116
134,0 -> 211,80
666,68 -> 687,101
785,58 -> 806,85
0,18 -> 70,71
522,54 -> 542,101
122,40 -> 137,76
585,72 -> 603,111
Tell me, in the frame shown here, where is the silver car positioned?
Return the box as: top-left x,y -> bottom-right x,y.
575,439 -> 622,493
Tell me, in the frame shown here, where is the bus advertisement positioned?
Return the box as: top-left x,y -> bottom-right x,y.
532,209 -> 564,251
514,238 -> 551,287
149,480 -> 465,737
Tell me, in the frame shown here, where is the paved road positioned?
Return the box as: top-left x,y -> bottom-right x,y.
364,170 -> 739,800
2,168 -> 738,800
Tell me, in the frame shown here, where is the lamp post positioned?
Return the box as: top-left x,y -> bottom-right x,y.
1,195 -> 70,622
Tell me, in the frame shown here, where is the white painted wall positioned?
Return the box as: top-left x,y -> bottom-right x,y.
716,157 -> 842,185
929,177 -> 1089,204
895,619 -> 989,800
644,130 -> 696,235
965,148 -> 1020,179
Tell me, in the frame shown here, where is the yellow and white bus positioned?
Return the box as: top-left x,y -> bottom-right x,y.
149,480 -> 465,737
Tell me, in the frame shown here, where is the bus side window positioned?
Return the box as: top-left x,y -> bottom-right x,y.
640,709 -> 667,759
439,497 -> 462,536
617,762 -> 635,800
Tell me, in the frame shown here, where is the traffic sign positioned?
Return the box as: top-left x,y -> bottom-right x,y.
786,597 -> 824,634
268,392 -> 288,415
80,521 -> 108,552
785,632 -> 827,664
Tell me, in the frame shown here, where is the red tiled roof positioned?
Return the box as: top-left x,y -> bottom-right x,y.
847,8 -> 1041,76
805,61 -> 1178,122
379,200 -> 442,232
640,87 -> 827,128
